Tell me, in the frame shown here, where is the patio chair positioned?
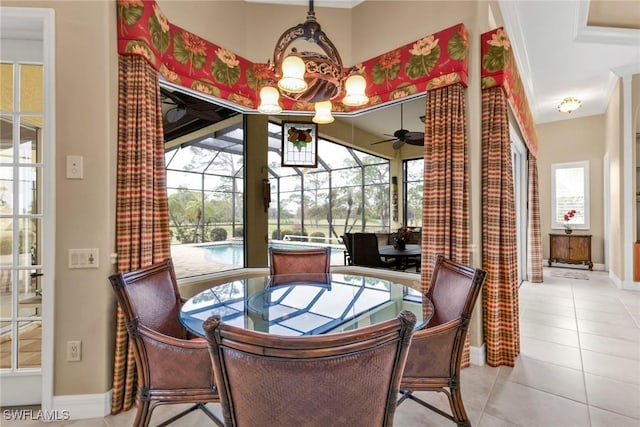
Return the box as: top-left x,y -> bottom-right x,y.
108,259 -> 223,427
351,232 -> 396,268
203,310 -> 417,427
341,233 -> 353,265
397,255 -> 487,427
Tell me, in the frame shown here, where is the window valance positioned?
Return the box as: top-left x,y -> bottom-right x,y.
117,0 -> 468,114
481,27 -> 539,158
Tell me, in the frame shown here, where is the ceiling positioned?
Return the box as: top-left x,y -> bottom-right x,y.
499,0 -> 640,124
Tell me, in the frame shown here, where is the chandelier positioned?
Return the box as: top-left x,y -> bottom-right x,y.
557,97 -> 582,114
257,0 -> 369,123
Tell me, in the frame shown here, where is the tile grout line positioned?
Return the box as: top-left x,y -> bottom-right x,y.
475,364 -> 506,426
572,280 -> 593,427
618,292 -> 640,329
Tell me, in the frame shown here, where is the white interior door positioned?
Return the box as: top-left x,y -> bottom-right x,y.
0,7 -> 55,408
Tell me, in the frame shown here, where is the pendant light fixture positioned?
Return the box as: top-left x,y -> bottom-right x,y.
257,0 -> 369,117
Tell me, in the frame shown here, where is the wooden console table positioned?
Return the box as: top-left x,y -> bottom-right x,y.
549,234 -> 593,270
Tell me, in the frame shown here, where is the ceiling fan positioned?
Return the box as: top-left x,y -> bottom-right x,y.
371,103 -> 425,150
161,88 -> 223,123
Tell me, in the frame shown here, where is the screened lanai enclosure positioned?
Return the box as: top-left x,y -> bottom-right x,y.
162,88 -> 392,278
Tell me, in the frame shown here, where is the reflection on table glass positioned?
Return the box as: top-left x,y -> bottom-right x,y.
180,273 -> 429,337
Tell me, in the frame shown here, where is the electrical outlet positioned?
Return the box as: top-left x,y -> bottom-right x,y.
66,155 -> 83,179
67,340 -> 81,362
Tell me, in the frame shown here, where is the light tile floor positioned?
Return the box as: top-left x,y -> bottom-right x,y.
3,267 -> 639,426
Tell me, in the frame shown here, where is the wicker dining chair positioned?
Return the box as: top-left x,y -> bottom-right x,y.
398,255 -> 487,427
203,310 -> 417,427
109,259 -> 223,427
268,247 -> 331,285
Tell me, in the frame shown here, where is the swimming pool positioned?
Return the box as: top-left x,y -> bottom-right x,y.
203,242 -> 345,266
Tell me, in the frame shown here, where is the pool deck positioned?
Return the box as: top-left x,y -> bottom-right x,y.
171,244 -> 240,279
170,241 -> 347,279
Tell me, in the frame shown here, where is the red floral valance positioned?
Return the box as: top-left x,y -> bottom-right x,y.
117,0 -> 468,114
360,24 -> 468,109
481,28 -> 539,157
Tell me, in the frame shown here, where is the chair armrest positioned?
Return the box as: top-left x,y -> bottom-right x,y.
401,319 -> 462,381
139,324 -> 208,349
416,318 -> 460,335
138,325 -> 215,390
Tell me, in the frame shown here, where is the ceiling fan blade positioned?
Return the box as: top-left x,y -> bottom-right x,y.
166,106 -> 187,123
161,89 -> 186,106
404,134 -> 425,146
403,131 -> 425,144
392,139 -> 405,150
187,108 -> 222,122
371,138 -> 398,145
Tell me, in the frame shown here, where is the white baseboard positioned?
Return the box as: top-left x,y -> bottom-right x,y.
52,390 -> 111,420
609,270 -> 640,291
470,344 -> 485,366
622,282 -> 640,291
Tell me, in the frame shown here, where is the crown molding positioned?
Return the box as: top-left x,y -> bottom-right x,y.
497,0 -> 539,120
574,1 -> 640,45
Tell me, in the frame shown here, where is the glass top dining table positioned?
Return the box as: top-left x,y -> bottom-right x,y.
180,273 -> 433,337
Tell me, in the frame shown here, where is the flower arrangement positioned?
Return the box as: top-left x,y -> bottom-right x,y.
563,209 -> 576,233
397,227 -> 410,239
394,227 -> 410,249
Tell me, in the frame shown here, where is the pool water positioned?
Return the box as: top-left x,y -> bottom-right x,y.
203,242 -> 345,266
204,244 -> 245,266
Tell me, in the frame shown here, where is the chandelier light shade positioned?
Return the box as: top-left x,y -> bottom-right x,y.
342,75 -> 369,107
257,86 -> 282,114
258,0 -> 368,117
312,101 -> 334,124
557,97 -> 582,113
278,55 -> 307,93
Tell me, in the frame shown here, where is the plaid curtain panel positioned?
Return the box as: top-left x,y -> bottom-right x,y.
420,84 -> 470,285
481,87 -> 520,367
111,55 -> 171,414
527,152 -> 544,283
421,84 -> 471,366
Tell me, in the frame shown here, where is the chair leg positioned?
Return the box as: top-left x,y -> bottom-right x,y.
133,399 -> 151,427
449,387 -> 471,427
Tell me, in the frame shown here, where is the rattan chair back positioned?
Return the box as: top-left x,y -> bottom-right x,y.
109,259 -> 222,427
204,310 -> 417,427
398,255 -> 487,426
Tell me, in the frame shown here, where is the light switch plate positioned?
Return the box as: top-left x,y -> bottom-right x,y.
68,249 -> 99,269
66,155 -> 83,179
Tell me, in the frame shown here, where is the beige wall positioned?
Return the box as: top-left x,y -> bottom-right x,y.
157,1 -> 247,57
537,115 -> 606,264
